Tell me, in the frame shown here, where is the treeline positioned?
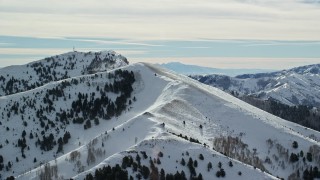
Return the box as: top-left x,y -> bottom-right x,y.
239,95 -> 320,131
84,151 -> 206,180
0,56 -> 72,96
0,69 -> 135,175
68,69 -> 135,126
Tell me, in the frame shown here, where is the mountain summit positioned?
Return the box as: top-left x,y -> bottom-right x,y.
0,50 -> 128,96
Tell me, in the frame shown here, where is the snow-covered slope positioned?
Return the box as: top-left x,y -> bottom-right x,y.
0,50 -> 128,96
191,64 -> 320,107
0,60 -> 318,179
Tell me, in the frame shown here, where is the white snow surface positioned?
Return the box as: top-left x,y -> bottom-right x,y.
0,61 -> 319,179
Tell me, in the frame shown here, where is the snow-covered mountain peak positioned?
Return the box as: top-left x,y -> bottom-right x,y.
28,50 -> 129,74
191,63 -> 320,107
289,63 -> 320,75
235,63 -> 320,79
0,53 -> 319,179
0,50 -> 128,96
0,62 -> 314,179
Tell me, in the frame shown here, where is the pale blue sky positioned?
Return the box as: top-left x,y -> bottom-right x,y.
0,0 -> 320,69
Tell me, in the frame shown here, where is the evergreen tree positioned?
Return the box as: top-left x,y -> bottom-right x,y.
187,157 -> 196,177
313,166 -> 319,178
300,150 -> 304,157
303,169 -> 311,180
22,130 -> 26,138
136,154 -> 141,165
63,131 -> 71,144
199,154 -> 204,160
307,152 -> 313,162
181,158 -> 186,166
158,151 -> 163,157
194,160 -> 198,167
220,169 -> 226,177
207,162 -> 212,171
94,118 -> 99,125
140,165 -> 150,179
29,132 -> 34,139
160,168 -> 165,180
6,176 -> 15,180
174,171 -> 181,180
290,153 -> 299,163
228,161 -> 233,167
181,170 -> 186,180
85,174 -> 94,180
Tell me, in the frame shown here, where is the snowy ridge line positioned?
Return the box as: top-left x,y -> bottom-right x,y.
144,63 -> 320,143
1,60 -> 319,179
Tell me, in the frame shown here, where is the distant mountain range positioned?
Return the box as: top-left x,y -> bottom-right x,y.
190,63 -> 320,107
190,64 -> 320,131
160,62 -> 273,76
0,51 -> 319,180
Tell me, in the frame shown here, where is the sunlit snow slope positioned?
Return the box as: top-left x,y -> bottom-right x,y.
6,63 -> 317,180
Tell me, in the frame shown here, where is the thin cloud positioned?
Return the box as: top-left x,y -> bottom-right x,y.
0,0 -> 320,41
68,38 -> 163,47
0,42 -> 13,46
0,47 -> 146,56
0,48 -> 71,56
301,0 -> 320,4
180,46 -> 211,49
242,41 -> 320,47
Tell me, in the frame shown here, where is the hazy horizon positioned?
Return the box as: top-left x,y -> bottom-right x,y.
1,0 -> 320,69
